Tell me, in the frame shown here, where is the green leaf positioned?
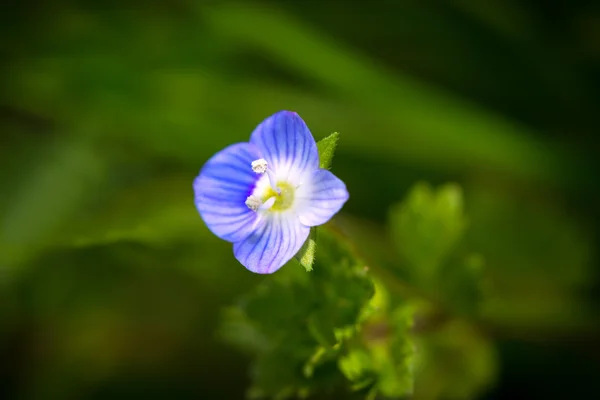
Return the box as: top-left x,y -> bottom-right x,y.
295,228 -> 317,271
387,182 -> 489,317
339,282 -> 416,399
317,132 -> 339,170
388,182 -> 467,285
378,306 -> 416,397
338,349 -> 374,386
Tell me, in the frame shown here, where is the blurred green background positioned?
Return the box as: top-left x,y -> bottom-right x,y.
1,0 -> 599,398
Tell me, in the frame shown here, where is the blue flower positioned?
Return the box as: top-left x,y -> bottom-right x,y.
193,110 -> 349,274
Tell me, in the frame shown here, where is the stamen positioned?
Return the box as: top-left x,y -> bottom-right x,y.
251,159 -> 268,174
245,195 -> 262,212
266,169 -> 280,194
251,158 -> 280,193
261,196 -> 276,210
245,195 -> 277,213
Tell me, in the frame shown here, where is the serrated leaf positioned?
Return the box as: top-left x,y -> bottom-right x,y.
317,132 -> 339,170
219,228 -> 375,398
387,182 -> 488,316
388,182 -> 467,285
295,228 -> 317,271
344,300 -> 415,399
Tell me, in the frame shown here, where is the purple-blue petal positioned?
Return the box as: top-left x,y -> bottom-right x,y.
233,214 -> 310,274
297,169 -> 349,227
194,142 -> 263,243
249,110 -> 319,176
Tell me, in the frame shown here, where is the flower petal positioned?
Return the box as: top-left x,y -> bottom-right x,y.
233,213 -> 310,274
296,169 -> 349,227
194,142 -> 264,242
249,110 -> 319,180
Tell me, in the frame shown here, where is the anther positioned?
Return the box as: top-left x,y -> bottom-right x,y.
251,159 -> 268,174
245,195 -> 262,212
251,158 -> 280,193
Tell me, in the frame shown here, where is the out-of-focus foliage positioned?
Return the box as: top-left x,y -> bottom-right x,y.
387,183 -> 485,317
1,0 -> 599,399
413,320 -> 497,400
389,183 -> 467,280
224,180 -> 499,399
221,229 -> 374,399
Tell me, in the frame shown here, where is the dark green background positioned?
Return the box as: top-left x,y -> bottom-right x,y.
1,0 -> 599,398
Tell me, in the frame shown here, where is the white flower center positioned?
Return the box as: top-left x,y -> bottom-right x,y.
246,159 -> 300,213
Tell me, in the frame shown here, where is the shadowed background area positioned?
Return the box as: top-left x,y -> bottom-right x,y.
1,0 -> 599,399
